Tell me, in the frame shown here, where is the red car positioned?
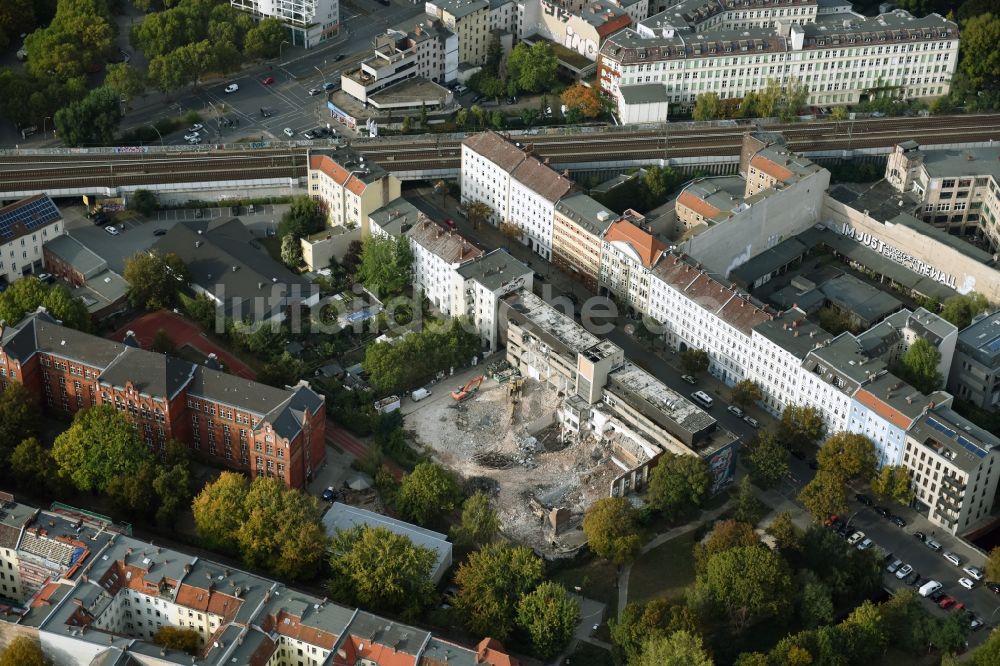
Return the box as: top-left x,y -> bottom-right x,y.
262,76 -> 275,85
824,514 -> 840,527
953,602 -> 965,612
938,596 -> 956,609
444,217 -> 456,230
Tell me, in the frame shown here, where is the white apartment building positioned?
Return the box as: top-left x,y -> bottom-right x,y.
902,407 -> 1000,535
747,309 -> 828,415
599,218 -> 665,311
456,249 -> 534,351
886,141 -> 1000,251
599,6 -> 959,120
307,149 -> 401,233
0,194 -> 64,286
461,131 -> 573,260
231,0 -> 339,48
406,217 -> 485,315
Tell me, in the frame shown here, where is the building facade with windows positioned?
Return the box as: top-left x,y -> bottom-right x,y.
948,311 -> 1000,411
230,0 -> 339,48
599,218 -> 665,311
426,0 -> 490,65
885,141 -> 1000,251
0,311 -> 326,489
406,216 -> 485,316
598,7 -> 959,120
551,193 -> 617,291
308,149 -> 400,232
0,194 -> 64,286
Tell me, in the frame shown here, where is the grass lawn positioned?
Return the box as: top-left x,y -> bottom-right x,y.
628,530 -> 698,606
550,556 -> 619,617
567,641 -> 614,666
176,344 -> 209,365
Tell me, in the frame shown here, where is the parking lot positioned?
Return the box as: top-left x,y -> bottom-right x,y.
832,495 -> 999,639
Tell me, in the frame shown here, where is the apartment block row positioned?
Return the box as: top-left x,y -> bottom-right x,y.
230,0 -> 340,49
0,311 -> 326,490
369,197 -> 534,352
598,0 -> 959,122
498,289 -> 740,496
0,495 -> 518,666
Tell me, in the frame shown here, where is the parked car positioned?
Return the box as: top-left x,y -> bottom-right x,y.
824,514 -> 840,527
743,416 -> 760,428
857,538 -> 874,551
184,132 -> 200,141
188,124 -> 204,132
262,76 -> 275,85
890,515 -> 907,528
323,82 -> 337,91
321,487 -> 335,501
681,374 -> 697,385
970,615 -> 985,631
303,131 -> 316,140
886,559 -> 902,574
895,564 -> 913,579
988,582 -> 1000,594
224,83 -> 239,93
104,225 -> 120,236
906,571 -> 921,586
929,589 -> 946,602
874,505 -> 891,519
36,272 -> 54,284
855,493 -> 873,506
938,595 -> 956,609
411,387 -> 431,402
153,229 -> 167,236
959,577 -> 976,590
925,538 -> 942,551
964,566 -> 984,581
335,53 -> 346,61
283,127 -> 295,137
913,531 -> 926,542
727,405 -> 744,417
847,531 -> 865,546
944,551 -> 962,566
308,87 -> 322,96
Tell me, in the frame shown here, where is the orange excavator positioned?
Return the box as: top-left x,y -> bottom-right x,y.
451,375 -> 484,402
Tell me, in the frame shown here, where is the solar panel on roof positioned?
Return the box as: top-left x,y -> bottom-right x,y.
985,334 -> 1000,353
957,435 -> 988,459
0,195 -> 60,243
926,416 -> 956,438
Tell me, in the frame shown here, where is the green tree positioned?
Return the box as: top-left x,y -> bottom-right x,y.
0,380 -> 40,462
831,106 -> 849,121
362,318 -> 481,393
192,471 -> 250,554
611,600 -> 700,665
973,625 -> 1000,666
0,0 -> 36,52
356,234 -> 413,297
561,83 -> 604,119
147,51 -> 190,93
756,79 -> 782,118
870,465 -> 913,504
396,462 -> 460,526
0,276 -> 89,332
517,581 -> 581,660
235,477 -> 328,581
693,92 -> 722,121
777,404 -> 827,454
450,491 -> 500,548
582,496 -> 641,564
42,284 -> 91,332
699,545 -> 793,629
986,546 -> 1000,582
9,437 -> 57,491
734,477 -> 764,525
693,519 -> 758,574
470,104 -> 486,129
52,405 -> 153,493
765,511 -> 800,552
327,524 -> 436,617
816,432 -> 878,483
506,41 -> 558,93
152,461 -> 194,529
680,348 -> 710,376
894,337 -> 943,394
746,431 -> 789,489
281,233 -> 303,268
106,459 -> 157,518
278,195 -> 326,239
647,453 -> 711,520
798,470 -> 849,522
730,380 -> 762,410
123,250 -> 190,310
453,541 -> 544,640
104,63 -> 145,106
799,579 -> 834,628
519,107 -> 540,127
152,328 -> 176,354
152,626 -> 201,655
53,86 -> 121,147
24,0 -> 114,80
489,110 -> 505,129
959,13 -> 1000,91
779,77 -> 809,122
940,292 -> 989,329
244,18 -> 288,59
637,631 -> 713,666
464,199 -> 493,229
128,189 -> 158,216
454,108 -> 468,128
0,636 -> 50,666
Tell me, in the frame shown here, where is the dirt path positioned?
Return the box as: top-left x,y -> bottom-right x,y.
109,310 -> 256,379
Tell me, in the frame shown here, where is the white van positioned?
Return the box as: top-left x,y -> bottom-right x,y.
691,391 -> 714,409
918,580 -> 942,597
411,387 -> 431,402
943,551 -> 962,566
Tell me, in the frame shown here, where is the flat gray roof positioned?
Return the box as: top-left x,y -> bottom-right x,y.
957,310 -> 1000,367
44,234 -> 106,278
618,83 -> 669,105
555,193 -> 616,237
916,145 -> 1000,180
456,248 -> 532,292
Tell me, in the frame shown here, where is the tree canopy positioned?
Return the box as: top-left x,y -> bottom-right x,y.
745,430 -> 789,489
123,250 -> 190,310
680,348 -> 710,376
327,524 -> 436,617
128,189 -> 158,216
693,519 -> 758,574
647,452 -> 712,520
0,636 -> 50,666
453,541 -> 544,640
894,337 -> 943,394
0,275 -> 91,331
777,404 -> 827,453
610,599 -> 700,665
958,13 -> 999,91
560,83 -> 604,120
582,496 -> 642,564
636,631 -> 714,666
395,462 -> 461,526
277,195 -> 326,239
516,581 -> 580,659
53,86 -> 121,147
52,405 -> 152,493
152,627 -> 201,655
450,491 -> 500,548
815,432 -> 878,483
940,292 -> 989,330
0,382 -> 40,464
699,544 -> 794,629
870,465 -> 913,505
355,233 -> 413,297
693,92 -> 723,121
730,380 -> 763,410
192,471 -> 249,554
362,318 -> 482,394
797,470 -> 849,522
506,42 -> 558,94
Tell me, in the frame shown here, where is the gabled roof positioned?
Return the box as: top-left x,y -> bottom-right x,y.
510,157 -> 574,203
603,220 -> 666,267
0,194 -> 61,245
406,219 -> 485,265
0,309 -> 125,366
98,347 -> 197,400
461,131 -> 528,172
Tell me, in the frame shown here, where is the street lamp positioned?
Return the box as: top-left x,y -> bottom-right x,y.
315,65 -> 326,88
43,116 -> 51,139
147,124 -> 164,146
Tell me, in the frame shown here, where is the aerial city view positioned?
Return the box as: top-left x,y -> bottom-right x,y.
0,0 -> 999,663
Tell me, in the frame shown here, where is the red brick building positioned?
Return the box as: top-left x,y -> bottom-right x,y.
0,310 -> 326,489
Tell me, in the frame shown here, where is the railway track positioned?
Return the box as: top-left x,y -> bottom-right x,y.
0,114 -> 996,192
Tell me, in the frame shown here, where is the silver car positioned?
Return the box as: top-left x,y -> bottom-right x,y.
895,564 -> 913,579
